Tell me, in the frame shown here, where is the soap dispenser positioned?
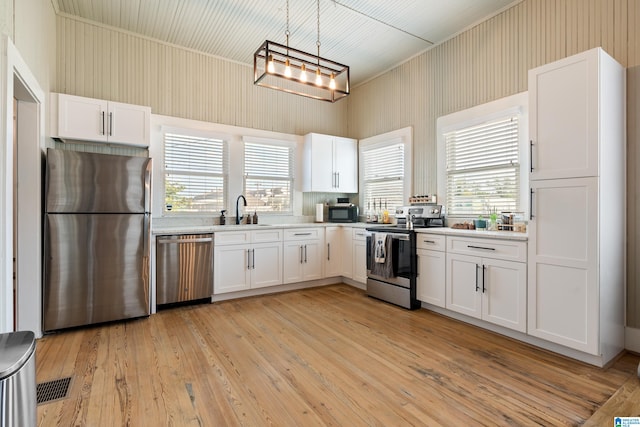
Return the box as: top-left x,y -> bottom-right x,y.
219,210 -> 226,225
252,211 -> 258,224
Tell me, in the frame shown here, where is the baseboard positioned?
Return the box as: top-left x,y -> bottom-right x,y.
625,326 -> 640,353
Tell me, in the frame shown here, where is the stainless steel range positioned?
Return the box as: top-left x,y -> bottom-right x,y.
366,204 -> 445,309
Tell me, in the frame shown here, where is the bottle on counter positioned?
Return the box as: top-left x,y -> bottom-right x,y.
382,199 -> 389,224
372,199 -> 378,223
220,210 -> 226,225
253,211 -> 258,224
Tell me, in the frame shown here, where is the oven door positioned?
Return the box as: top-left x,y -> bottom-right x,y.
366,231 -> 414,288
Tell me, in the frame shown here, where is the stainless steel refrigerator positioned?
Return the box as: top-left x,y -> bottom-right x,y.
43,148 -> 152,331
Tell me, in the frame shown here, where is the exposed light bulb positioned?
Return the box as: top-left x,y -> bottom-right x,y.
315,68 -> 322,86
299,64 -> 307,82
267,54 -> 275,73
329,73 -> 336,90
284,59 -> 292,78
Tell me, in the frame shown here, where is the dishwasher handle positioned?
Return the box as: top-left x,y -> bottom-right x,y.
157,237 -> 213,244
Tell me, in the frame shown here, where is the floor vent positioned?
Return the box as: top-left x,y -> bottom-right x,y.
36,377 -> 72,405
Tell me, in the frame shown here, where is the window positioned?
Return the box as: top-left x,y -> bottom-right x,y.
163,131 -> 227,213
243,138 -> 294,213
445,116 -> 520,217
359,127 -> 412,213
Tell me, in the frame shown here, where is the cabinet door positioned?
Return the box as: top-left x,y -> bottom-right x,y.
283,241 -> 304,284
302,241 -> 323,281
324,227 -> 342,277
446,253 -> 481,319
57,94 -> 108,142
352,240 -> 368,284
308,133 -> 334,192
482,259 -> 527,333
341,228 -> 353,278
333,137 -> 358,193
417,249 -> 445,307
528,177 -> 598,354
214,245 -> 251,294
251,242 -> 283,288
108,101 -> 151,147
529,49 -> 599,179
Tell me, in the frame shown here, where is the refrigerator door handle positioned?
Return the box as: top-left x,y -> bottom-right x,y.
144,159 -> 152,214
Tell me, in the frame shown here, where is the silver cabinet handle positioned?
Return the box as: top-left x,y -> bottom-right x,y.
467,245 -> 495,251
327,243 -> 331,261
304,245 -> 307,263
109,112 -> 113,136
423,239 -> 436,244
299,245 -> 303,264
252,249 -> 255,270
247,249 -> 251,270
294,232 -> 312,236
101,111 -> 105,135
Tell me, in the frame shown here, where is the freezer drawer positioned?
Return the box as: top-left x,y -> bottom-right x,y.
156,234 -> 214,305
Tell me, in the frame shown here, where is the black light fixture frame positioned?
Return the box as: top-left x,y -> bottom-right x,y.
253,40 -> 350,103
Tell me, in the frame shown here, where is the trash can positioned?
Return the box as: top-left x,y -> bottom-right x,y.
0,331 -> 36,427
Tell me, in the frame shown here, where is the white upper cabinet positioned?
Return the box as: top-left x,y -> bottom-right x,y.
51,93 -> 151,147
529,48 -> 599,180
302,133 -> 358,193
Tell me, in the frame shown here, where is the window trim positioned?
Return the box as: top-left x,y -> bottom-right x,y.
359,127 -> 413,214
437,92 -> 529,219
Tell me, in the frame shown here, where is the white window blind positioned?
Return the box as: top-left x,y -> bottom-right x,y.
244,140 -> 293,213
164,132 -> 227,213
445,116 -> 520,217
361,139 -> 405,212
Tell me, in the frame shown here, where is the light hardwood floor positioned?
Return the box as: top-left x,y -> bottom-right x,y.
36,285 -> 640,426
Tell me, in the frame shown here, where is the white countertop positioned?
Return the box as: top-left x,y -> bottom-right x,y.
153,221 -> 527,240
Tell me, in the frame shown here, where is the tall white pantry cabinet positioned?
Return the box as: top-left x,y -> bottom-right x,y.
527,47 -> 625,366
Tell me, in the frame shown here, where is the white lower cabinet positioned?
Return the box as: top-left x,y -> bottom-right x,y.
446,236 -> 527,333
283,229 -> 323,284
352,228 -> 368,284
340,227 -> 353,278
214,229 -> 283,294
416,233 -> 446,307
324,226 -> 342,277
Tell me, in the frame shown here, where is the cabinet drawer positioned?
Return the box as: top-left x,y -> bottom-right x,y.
252,228 -> 283,243
416,233 -> 446,251
284,228 -> 321,241
447,236 -> 526,262
215,231 -> 251,246
352,228 -> 367,241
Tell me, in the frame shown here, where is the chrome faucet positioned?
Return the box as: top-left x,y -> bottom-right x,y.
236,195 -> 247,224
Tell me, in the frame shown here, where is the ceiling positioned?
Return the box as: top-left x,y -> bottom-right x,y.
53,0 -> 518,86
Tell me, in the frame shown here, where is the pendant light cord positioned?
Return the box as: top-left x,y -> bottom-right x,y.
316,0 -> 321,59
285,0 -> 290,48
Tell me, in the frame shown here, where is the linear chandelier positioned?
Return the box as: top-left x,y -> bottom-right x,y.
253,0 -> 350,103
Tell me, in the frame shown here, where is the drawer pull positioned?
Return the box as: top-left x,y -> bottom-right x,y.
467,245 -> 495,251
423,240 -> 436,244
294,232 -> 312,236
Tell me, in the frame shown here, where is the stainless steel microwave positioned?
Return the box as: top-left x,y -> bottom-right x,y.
328,205 -> 359,222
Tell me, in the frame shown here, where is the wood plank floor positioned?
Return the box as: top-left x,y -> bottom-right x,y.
36,285 -> 640,426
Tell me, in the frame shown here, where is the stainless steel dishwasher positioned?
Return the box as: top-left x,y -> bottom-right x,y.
156,233 -> 214,305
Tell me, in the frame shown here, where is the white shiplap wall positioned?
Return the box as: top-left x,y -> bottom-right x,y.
54,16 -> 348,137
